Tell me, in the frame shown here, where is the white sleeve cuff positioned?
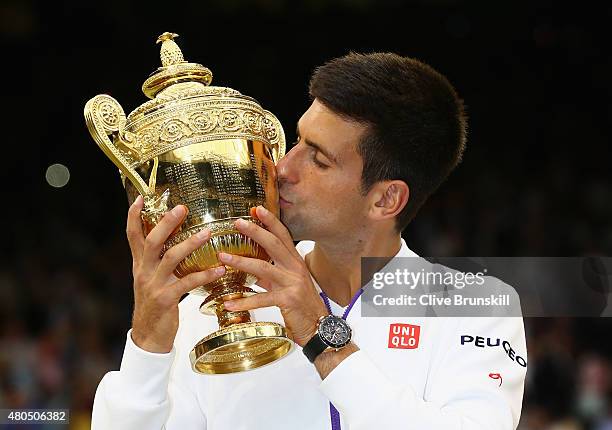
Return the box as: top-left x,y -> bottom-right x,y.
118,329 -> 177,405
318,350 -> 403,420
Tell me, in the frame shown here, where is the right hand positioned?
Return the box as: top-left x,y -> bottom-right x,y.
127,195 -> 226,353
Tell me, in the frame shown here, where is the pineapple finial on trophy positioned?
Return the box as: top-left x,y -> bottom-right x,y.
156,32 -> 185,67
141,31 -> 212,99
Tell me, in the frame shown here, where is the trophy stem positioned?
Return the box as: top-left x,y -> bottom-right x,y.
200,284 -> 256,327
215,298 -> 251,328
191,283 -> 293,374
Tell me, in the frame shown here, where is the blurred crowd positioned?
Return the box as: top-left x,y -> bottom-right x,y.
0,225 -> 133,429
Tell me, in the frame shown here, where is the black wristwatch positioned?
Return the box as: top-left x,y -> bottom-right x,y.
302,315 -> 352,363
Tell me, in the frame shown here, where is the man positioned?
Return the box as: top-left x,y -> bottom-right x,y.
92,53 -> 526,429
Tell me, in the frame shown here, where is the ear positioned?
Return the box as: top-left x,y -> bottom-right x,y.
370,181 -> 410,221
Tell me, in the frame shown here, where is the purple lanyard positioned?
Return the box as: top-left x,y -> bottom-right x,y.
319,287 -> 364,430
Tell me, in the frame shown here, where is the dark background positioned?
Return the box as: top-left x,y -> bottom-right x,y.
1,0 -> 611,429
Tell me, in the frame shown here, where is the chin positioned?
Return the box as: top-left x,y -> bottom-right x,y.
280,214 -> 308,242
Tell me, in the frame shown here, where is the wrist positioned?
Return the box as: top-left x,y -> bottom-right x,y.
301,314 -> 325,346
314,342 -> 359,379
131,329 -> 173,354
295,311 -> 328,347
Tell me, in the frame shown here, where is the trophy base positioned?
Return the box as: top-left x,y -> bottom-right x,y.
189,321 -> 292,374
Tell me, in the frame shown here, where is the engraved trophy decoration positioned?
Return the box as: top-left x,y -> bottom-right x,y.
84,32 -> 292,374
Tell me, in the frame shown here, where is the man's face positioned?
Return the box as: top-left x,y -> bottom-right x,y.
276,99 -> 370,242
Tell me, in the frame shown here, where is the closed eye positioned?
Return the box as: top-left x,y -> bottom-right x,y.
311,149 -> 330,169
293,135 -> 331,169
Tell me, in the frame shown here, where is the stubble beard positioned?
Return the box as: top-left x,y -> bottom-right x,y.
280,210 -> 308,241
281,206 -> 337,244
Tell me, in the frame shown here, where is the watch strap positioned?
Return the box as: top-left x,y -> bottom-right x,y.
303,330 -> 329,363
303,316 -> 329,363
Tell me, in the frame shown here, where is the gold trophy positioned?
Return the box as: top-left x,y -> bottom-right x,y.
84,32 -> 292,374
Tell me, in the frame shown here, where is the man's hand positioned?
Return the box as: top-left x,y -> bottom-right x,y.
127,195 -> 226,353
220,205 -> 328,347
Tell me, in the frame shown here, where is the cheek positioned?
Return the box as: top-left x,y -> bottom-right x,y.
318,178 -> 365,212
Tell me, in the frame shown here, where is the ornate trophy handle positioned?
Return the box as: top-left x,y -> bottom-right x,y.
263,110 -> 286,164
84,94 -> 151,197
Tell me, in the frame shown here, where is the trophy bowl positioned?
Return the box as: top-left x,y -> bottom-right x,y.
84,32 -> 292,374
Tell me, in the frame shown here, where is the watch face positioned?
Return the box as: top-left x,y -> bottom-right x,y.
319,316 -> 352,348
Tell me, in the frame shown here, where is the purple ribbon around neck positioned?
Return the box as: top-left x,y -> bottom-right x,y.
318,288 -> 364,430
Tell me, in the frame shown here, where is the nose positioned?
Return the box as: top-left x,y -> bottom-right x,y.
276,144 -> 299,185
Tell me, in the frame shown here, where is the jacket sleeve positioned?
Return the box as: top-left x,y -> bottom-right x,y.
319,316 -> 527,430
91,304 -> 207,429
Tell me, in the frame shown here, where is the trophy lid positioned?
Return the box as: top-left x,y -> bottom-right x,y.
141,32 -> 213,98
126,32 -> 257,124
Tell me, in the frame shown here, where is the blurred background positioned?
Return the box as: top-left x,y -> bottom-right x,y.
1,0 -> 611,428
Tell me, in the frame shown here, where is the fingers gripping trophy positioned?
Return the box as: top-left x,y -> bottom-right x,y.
84,32 -> 292,374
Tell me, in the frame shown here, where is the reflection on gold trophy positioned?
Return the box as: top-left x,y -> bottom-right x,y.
84,32 -> 292,374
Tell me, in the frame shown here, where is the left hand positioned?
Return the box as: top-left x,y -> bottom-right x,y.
219,206 -> 328,347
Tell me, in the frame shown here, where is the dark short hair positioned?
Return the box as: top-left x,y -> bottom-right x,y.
309,52 -> 467,231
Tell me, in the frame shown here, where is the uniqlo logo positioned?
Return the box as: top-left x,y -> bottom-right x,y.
388,323 -> 420,349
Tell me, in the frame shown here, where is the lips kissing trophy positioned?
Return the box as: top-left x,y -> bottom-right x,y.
84,32 -> 292,374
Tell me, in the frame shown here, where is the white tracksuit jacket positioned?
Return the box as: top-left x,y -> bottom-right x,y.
92,239 -> 527,429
